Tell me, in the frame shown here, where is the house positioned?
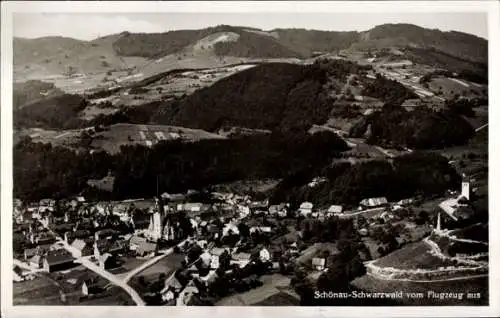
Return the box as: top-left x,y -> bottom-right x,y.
328,205 -> 343,215
312,257 -> 326,271
24,248 -> 38,261
78,274 -> 107,297
269,203 -> 288,217
76,196 -> 86,203
299,202 -> 313,216
259,248 -> 271,262
161,276 -> 183,301
358,228 -> 368,236
198,270 -> 218,286
360,197 -> 388,208
44,250 -> 74,272
135,240 -> 157,257
210,247 -> 228,269
199,251 -> 212,267
196,240 -> 208,249
231,252 -> 252,268
222,223 -> 239,237
161,192 -> 186,202
249,200 -> 269,209
70,239 -> 93,258
29,255 -> 44,270
379,212 -> 394,222
250,226 -> 272,234
176,280 -> 199,306
396,198 -> 414,206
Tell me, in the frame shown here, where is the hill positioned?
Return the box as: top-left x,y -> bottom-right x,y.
14,33 -> 148,80
14,94 -> 88,129
152,62 -> 335,132
358,24 -> 487,63
13,80 -> 64,110
14,23 -> 487,81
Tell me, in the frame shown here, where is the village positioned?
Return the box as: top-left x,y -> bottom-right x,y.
12,170 -> 484,306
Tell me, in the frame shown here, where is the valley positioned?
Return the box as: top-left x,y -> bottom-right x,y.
12,22 -> 489,307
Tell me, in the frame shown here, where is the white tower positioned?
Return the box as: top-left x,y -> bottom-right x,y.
436,212 -> 441,233
461,174 -> 470,200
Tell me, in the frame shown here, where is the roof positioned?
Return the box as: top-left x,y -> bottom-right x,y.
136,241 -> 157,253
24,248 -> 37,257
210,247 -> 227,256
299,202 -> 313,209
167,277 -> 183,290
360,197 -> 388,206
327,205 -> 343,213
71,239 -> 86,251
30,255 -> 43,264
45,250 -> 74,266
233,252 -> 251,261
312,257 -> 326,267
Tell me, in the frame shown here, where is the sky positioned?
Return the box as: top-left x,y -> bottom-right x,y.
13,12 -> 488,41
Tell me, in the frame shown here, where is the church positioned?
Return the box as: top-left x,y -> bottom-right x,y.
144,198 -> 181,243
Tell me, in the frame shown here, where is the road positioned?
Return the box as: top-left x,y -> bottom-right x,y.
122,239 -> 189,283
41,223 -> 146,305
73,255 -> 145,305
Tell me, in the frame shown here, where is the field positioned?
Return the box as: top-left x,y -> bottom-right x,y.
16,123 -> 227,154
13,268 -> 130,306
372,241 -> 456,270
351,274 -> 488,305
13,275 -> 63,305
216,274 -> 293,306
428,77 -> 485,100
91,123 -> 226,154
15,127 -> 84,149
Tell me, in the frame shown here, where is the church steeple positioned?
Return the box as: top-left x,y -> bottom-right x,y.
436,212 -> 441,233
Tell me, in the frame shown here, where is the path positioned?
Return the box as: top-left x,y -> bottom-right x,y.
475,123 -> 488,133
366,272 -> 488,283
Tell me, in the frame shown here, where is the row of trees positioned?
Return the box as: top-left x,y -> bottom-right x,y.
14,130 -> 348,202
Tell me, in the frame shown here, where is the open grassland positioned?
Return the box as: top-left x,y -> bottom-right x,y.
373,241 -> 456,270
91,123 -> 226,154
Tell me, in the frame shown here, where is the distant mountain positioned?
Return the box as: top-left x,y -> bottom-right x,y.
14,23 -> 487,78
354,24 -> 487,63
13,33 -> 148,78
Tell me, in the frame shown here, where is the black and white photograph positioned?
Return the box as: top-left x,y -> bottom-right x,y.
1,1 -> 499,316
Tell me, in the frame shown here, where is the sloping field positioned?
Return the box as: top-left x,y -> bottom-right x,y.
216,274 -> 291,306
91,123 -> 226,154
351,274 -> 488,305
373,241 -> 455,270
428,77 -> 484,99
16,128 -> 84,148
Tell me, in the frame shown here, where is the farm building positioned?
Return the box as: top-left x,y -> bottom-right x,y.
43,250 -> 74,272
360,197 -> 388,208
299,202 -> 314,216
312,257 -> 326,271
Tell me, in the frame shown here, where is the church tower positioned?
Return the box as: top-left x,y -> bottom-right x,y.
461,174 -> 470,200
436,212 -> 442,233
